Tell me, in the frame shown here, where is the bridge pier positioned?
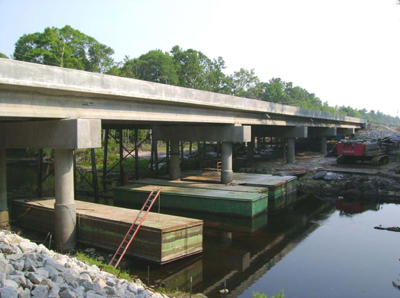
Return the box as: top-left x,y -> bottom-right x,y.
169,140 -> 181,180
0,119 -> 101,252
321,137 -> 327,155
287,138 -> 296,164
153,125 -> 250,184
0,148 -> 8,228
221,142 -> 233,184
54,149 -> 76,252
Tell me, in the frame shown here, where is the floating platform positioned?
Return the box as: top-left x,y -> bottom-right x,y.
11,198 -> 203,264
182,172 -> 297,200
114,183 -> 268,218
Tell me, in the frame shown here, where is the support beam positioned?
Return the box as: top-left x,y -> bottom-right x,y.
253,126 -> 308,138
308,127 -> 337,137
153,125 -> 251,142
287,138 -> 296,164
54,149 -> 76,252
0,119 -> 101,149
0,148 -> 8,228
221,142 -> 233,184
337,128 -> 355,135
169,140 -> 180,180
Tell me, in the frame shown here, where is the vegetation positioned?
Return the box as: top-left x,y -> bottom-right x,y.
253,291 -> 285,298
0,52 -> 8,59
11,25 -> 400,126
75,252 -> 131,281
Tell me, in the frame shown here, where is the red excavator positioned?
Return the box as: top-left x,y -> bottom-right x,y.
336,138 -> 390,165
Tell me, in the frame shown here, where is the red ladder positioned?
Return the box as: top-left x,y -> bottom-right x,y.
109,187 -> 161,268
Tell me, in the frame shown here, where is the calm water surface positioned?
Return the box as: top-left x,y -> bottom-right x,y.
6,162 -> 400,298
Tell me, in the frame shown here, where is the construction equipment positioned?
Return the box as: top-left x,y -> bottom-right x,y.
109,187 -> 161,268
336,139 -> 389,165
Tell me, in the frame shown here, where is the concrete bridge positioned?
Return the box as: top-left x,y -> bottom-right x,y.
0,59 -> 366,251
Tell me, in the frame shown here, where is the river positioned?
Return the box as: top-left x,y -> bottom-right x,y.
5,161 -> 400,298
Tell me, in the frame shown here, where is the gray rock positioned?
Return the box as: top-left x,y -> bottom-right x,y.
35,267 -> 49,278
25,253 -> 37,261
25,278 -> 33,290
85,248 -> 96,254
85,291 -> 105,298
18,239 -> 37,253
93,279 -> 106,295
31,285 -> 49,297
1,279 -> 19,289
67,279 -> 79,288
12,260 -> 24,271
127,283 -> 138,294
106,277 -> 116,287
48,286 -> 60,298
324,172 -> 341,181
104,285 -> 117,295
80,280 -> 93,291
41,278 -> 55,289
72,286 -> 85,298
313,171 -> 327,180
18,288 -> 31,298
6,254 -> 23,261
0,244 -> 16,254
0,287 -> 18,298
8,274 -> 26,287
0,272 -> 5,282
26,272 -> 44,284
45,265 -> 59,279
59,289 -> 77,298
24,257 -> 37,271
78,273 -> 92,283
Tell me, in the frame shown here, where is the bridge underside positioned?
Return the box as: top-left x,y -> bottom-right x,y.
0,59 -> 366,254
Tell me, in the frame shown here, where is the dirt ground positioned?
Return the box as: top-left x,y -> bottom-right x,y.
242,151 -> 400,201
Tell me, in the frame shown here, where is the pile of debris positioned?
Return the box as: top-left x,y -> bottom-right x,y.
355,129 -> 400,142
0,230 -> 167,298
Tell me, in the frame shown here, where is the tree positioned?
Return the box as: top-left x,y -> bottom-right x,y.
119,50 -> 179,85
0,53 -> 8,59
14,25 -> 114,73
229,68 -> 260,98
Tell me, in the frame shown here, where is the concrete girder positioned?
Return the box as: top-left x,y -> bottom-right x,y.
153,125 -> 251,142
0,119 -> 101,149
307,127 -> 337,137
337,128 -> 355,135
252,126 -> 308,138
0,60 -> 367,128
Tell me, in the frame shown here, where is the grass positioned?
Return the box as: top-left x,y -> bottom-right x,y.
75,252 -> 132,281
253,291 -> 285,298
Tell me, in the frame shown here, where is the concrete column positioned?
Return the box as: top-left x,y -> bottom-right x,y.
221,142 -> 233,184
321,136 -> 328,155
169,140 -> 180,180
0,148 -> 9,228
246,138 -> 255,163
54,149 -> 76,252
287,138 -> 295,164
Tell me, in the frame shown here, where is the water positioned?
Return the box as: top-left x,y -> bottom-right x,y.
6,162 -> 400,298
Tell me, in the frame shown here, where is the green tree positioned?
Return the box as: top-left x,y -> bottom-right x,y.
0,53 -> 8,59
229,68 -> 260,98
14,25 -> 114,73
120,50 -> 179,85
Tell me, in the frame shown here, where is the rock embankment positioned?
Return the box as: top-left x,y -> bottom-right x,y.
0,230 -> 167,298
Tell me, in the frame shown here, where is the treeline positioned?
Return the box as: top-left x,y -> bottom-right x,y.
2,25 -> 399,126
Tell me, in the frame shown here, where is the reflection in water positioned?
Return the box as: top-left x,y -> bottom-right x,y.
6,162 -> 400,298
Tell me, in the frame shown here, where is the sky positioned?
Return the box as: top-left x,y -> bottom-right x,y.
0,0 -> 399,117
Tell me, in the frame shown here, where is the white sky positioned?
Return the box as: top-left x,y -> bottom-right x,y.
1,0 -> 399,117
